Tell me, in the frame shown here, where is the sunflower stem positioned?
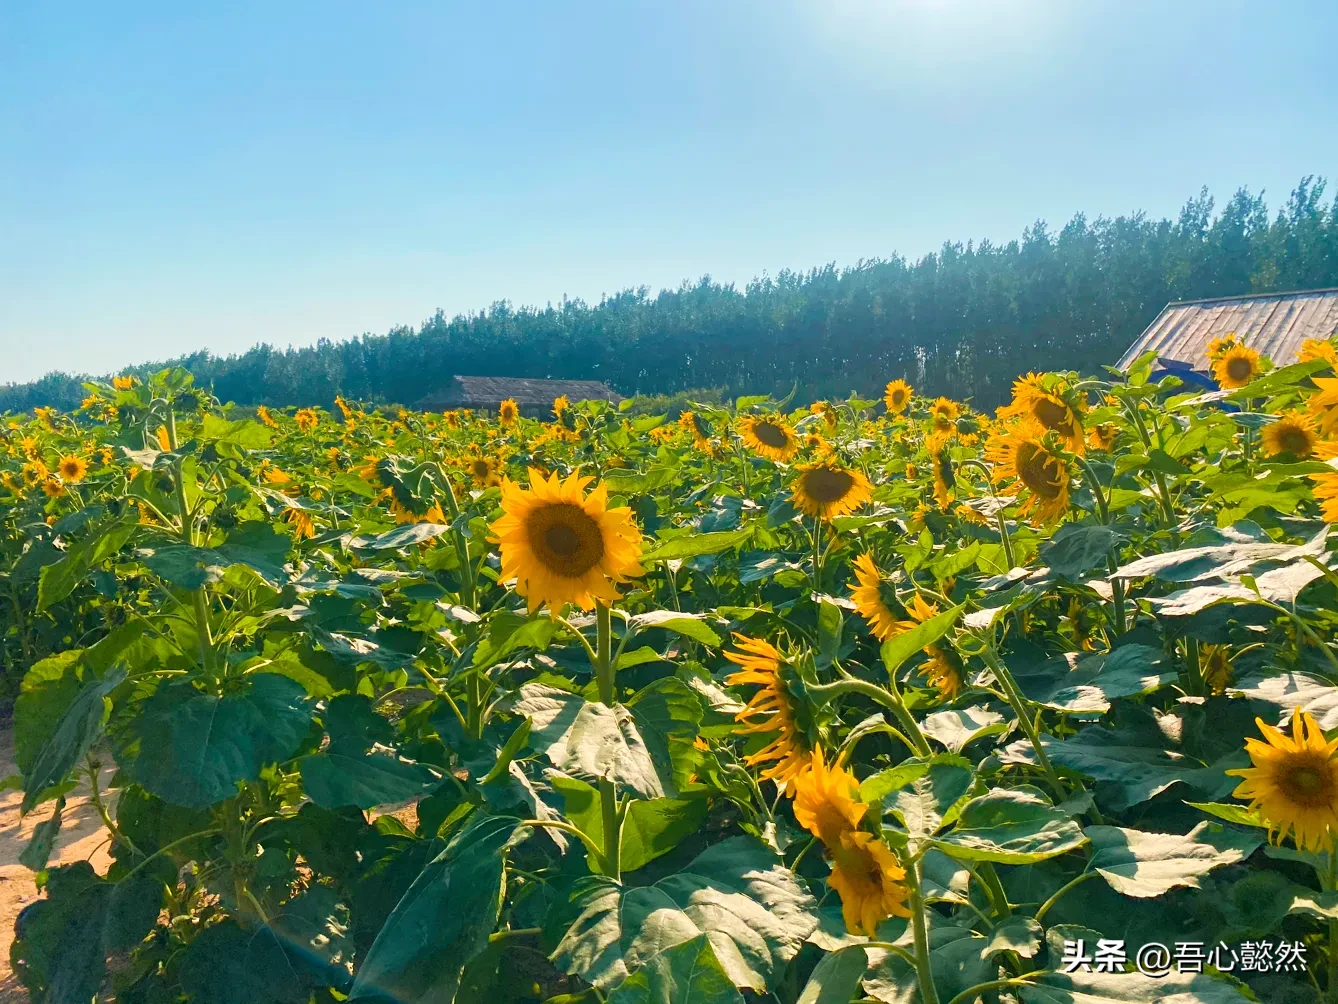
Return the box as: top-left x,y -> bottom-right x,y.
1327,848 -> 1338,1002
904,852 -> 941,1004
1074,455 -> 1126,635
593,602 -> 622,879
1184,636 -> 1205,697
809,678 -> 931,757
810,517 -> 824,592
437,471 -> 476,607
978,646 -> 1071,801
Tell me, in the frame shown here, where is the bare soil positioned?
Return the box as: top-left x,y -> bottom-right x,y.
0,728 -> 117,1001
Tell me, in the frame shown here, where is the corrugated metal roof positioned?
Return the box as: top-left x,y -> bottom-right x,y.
1117,288 -> 1338,372
417,375 -> 623,411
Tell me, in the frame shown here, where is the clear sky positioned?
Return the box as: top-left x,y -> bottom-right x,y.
2,0 -> 1336,384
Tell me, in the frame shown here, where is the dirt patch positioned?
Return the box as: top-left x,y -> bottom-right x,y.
0,728 -> 117,1001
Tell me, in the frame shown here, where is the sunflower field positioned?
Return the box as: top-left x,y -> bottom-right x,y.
8,337 -> 1338,1004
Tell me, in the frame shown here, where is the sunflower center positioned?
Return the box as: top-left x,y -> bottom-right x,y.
1281,755 -> 1336,806
803,467 -> 855,503
527,502 -> 605,577
891,390 -> 906,406
1033,397 -> 1073,433
1226,356 -> 1255,383
754,421 -> 789,448
1279,427 -> 1313,455
1017,443 -> 1064,500
472,460 -> 490,477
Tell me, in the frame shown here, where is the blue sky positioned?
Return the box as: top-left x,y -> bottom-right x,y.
2,0 -> 1336,383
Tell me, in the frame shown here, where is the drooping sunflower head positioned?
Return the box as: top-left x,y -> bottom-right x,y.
284,506 -> 316,539
930,439 -> 954,510
741,415 -> 799,462
1200,644 -> 1233,695
986,423 -> 1071,525
679,410 -> 712,448
256,405 -> 279,429
488,469 -> 643,614
1300,338 -> 1338,369
1309,377 -> 1338,437
58,455 -> 88,483
41,478 -> 65,498
1088,423 -> 1119,452
929,397 -> 961,432
112,375 -> 138,391
792,746 -> 867,848
1228,708 -> 1338,851
884,379 -> 913,415
294,408 -> 319,432
553,395 -> 570,419
1310,468 -> 1338,523
849,553 -> 903,641
922,645 -> 965,700
1208,332 -> 1242,361
1007,374 -> 1086,453
1213,344 -> 1263,390
498,398 -> 520,426
1262,412 -> 1317,458
725,634 -> 820,792
156,425 -> 172,451
334,396 -> 354,421
792,462 -> 873,521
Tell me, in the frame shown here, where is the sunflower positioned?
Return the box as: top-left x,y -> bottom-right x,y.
499,398 -> 519,426
443,410 -> 462,429
255,405 -> 279,429
810,401 -> 838,430
791,462 -> 873,520
884,380 -> 912,415
466,454 -> 503,488
21,459 -> 49,486
98,447 -> 115,466
1213,344 -> 1262,390
802,432 -> 831,456
1207,332 -> 1241,361
678,410 -> 711,448
553,395 -> 570,419
1309,378 -> 1338,437
156,425 -> 172,451
112,375 -> 138,391
1228,708 -> 1338,851
262,466 -> 294,486
922,646 -> 965,699
792,748 -> 910,936
1006,374 -> 1086,454
1301,339 -> 1338,368
389,497 -> 446,524
929,397 -> 960,432
41,478 -> 65,498
57,455 -> 88,483
904,462 -> 917,480
986,424 -> 1071,525
725,634 -> 812,791
1200,644 -> 1233,695
1262,412 -> 1317,458
930,439 -> 954,510
850,554 -> 903,641
292,408 -> 317,432
19,436 -> 39,459
284,507 -> 315,539
358,455 -> 383,484
1088,423 -> 1119,452
34,406 -> 57,430
1309,468 -> 1338,522
740,415 -> 799,462
489,469 -> 643,614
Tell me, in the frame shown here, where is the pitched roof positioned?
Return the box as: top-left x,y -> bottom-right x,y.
1117,288 -> 1338,372
416,375 -> 623,410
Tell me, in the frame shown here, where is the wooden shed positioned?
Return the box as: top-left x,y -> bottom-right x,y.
416,376 -> 624,417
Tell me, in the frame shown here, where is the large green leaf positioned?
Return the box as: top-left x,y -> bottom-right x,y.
1010,644 -> 1174,715
551,773 -> 708,873
862,755 -> 975,838
935,787 -> 1086,864
1018,968 -> 1253,1003
22,668 -> 126,812
879,605 -> 962,678
625,677 -> 704,793
630,610 -> 724,646
14,650 -> 86,775
516,681 -> 697,799
349,814 -> 528,1004
919,707 -> 1007,753
796,946 -> 867,1004
553,836 -> 817,991
36,518 -> 136,611
861,924 -> 992,1004
641,527 -> 754,562
1231,671 -> 1338,729
999,728 -> 1240,811
119,674 -> 313,808
1040,524 -> 1118,580
300,753 -> 443,810
606,933 -> 744,1004
1086,821 -> 1260,898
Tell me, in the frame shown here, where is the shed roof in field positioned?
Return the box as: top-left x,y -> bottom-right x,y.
417,375 -> 623,411
1117,288 -> 1338,373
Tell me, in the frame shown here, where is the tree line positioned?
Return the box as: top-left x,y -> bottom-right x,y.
5,177 -> 1338,414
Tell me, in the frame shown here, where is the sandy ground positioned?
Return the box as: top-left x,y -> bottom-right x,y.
0,728 -> 117,1001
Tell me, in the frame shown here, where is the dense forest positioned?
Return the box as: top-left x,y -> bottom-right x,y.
5,177 -> 1338,413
